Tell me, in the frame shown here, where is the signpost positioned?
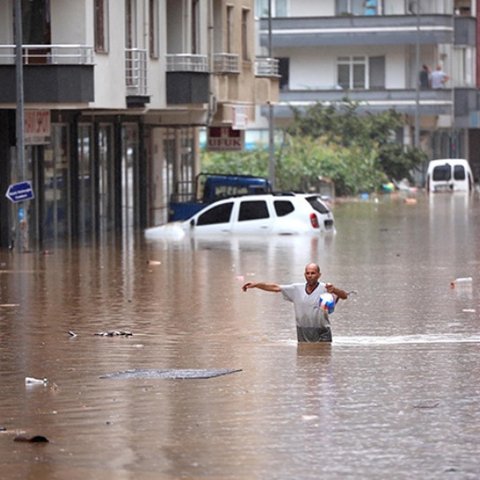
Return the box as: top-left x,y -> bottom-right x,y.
14,0 -> 29,252
6,181 -> 34,203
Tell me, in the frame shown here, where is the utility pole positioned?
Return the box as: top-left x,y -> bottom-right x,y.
267,0 -> 275,190
414,1 -> 420,149
14,0 -> 28,251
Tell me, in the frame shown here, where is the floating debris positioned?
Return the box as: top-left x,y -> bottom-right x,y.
450,277 -> 472,288
146,260 -> 162,265
25,377 -> 47,386
413,402 -> 439,409
68,330 -> 78,337
100,368 -> 242,380
94,330 -> 133,337
14,434 -> 49,443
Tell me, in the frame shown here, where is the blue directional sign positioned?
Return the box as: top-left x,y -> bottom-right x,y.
5,181 -> 34,203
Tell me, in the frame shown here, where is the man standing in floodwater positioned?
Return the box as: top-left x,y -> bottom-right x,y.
242,263 -> 348,342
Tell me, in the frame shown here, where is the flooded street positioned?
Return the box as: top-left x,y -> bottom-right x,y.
1,193 -> 480,479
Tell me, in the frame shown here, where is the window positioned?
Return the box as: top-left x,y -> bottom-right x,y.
94,0 -> 109,53
278,57 -> 290,90
305,197 -> 330,214
454,165 -> 466,180
149,0 -> 159,59
241,8 -> 250,61
336,0 -> 376,15
226,6 -> 234,54
197,203 -> 233,225
369,56 -> 385,89
274,200 -> 294,217
337,56 -> 366,89
238,201 -> 269,221
125,0 -> 137,49
255,0 -> 288,17
191,0 -> 200,54
432,165 -> 451,181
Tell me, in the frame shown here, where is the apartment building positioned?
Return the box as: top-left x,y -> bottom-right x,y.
256,0 -> 480,181
0,0 -> 278,249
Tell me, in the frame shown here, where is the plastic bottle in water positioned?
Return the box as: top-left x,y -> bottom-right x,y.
450,277 -> 473,288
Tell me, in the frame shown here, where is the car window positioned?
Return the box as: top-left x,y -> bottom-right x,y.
238,200 -> 269,221
453,165 -> 466,180
274,200 -> 295,217
197,202 -> 233,225
304,196 -> 330,214
432,165 -> 451,181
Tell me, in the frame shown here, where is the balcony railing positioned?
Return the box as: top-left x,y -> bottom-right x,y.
125,48 -> 147,96
255,57 -> 279,76
213,53 -> 240,74
267,88 -> 455,118
166,54 -> 208,72
0,44 -> 94,65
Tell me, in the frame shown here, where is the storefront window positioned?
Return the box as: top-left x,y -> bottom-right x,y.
44,124 -> 70,242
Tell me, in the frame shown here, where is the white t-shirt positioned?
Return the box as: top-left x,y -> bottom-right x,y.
431,69 -> 447,89
280,282 -> 330,329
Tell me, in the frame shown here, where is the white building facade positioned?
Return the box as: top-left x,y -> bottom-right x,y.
0,0 -> 278,248
256,0 -> 480,181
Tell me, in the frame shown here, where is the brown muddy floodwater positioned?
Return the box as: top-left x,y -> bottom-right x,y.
1,193 -> 480,480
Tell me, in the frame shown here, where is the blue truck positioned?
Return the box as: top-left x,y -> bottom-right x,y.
168,173 -> 272,221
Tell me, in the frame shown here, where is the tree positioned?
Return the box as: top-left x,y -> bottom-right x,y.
287,99 -> 426,182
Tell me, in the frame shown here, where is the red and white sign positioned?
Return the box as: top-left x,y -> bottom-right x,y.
207,127 -> 244,151
25,110 -> 51,145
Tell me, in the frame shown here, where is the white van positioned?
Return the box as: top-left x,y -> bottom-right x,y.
426,159 -> 474,193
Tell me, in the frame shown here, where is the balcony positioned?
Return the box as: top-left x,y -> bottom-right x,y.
258,15 -> 465,47
125,48 -> 149,107
255,57 -> 279,77
213,53 -> 240,74
166,54 -> 209,105
265,88 -> 456,118
0,44 -> 94,103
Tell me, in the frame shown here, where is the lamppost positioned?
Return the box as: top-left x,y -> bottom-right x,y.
409,1 -> 421,149
267,0 -> 275,190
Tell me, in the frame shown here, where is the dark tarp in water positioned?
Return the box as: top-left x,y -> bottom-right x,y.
100,368 -> 242,380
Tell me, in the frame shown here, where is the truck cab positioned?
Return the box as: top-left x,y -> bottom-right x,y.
168,173 -> 272,221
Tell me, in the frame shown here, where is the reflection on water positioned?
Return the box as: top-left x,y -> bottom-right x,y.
1,193 -> 479,479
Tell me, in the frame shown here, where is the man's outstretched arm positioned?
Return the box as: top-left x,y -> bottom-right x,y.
242,282 -> 282,293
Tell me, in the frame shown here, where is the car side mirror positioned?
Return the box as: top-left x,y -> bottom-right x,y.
190,219 -> 195,227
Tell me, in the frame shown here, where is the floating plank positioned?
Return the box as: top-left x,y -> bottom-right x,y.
100,368 -> 242,380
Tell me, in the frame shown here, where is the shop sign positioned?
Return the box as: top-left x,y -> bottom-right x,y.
207,127 -> 244,151
25,110 -> 51,145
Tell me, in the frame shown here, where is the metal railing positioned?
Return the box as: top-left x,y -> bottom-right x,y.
0,44 -> 94,65
213,53 -> 240,73
255,57 -> 279,76
166,54 -> 208,72
125,48 -> 147,96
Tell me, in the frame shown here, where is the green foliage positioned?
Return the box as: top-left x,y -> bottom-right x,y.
276,136 -> 387,196
201,150 -> 269,178
287,99 -> 425,185
201,99 -> 426,196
